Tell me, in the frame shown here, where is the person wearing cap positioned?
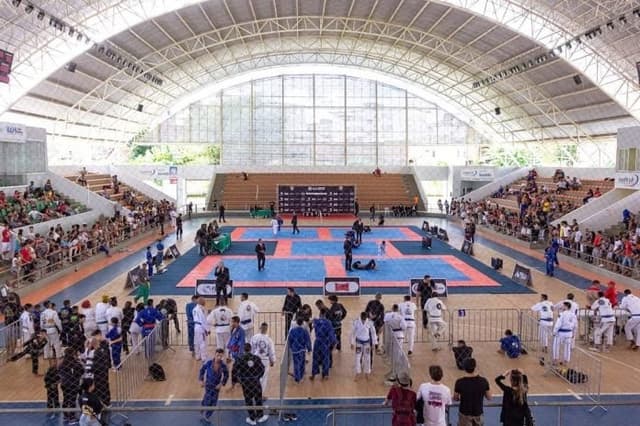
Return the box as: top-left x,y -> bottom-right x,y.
250,322 -> 276,397
383,371 -> 417,426
585,280 -> 601,306
620,289 -> 640,350
95,295 -> 110,336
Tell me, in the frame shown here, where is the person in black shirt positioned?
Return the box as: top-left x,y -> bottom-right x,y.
353,218 -> 364,244
255,239 -> 266,271
454,358 -> 491,426
291,211 -> 300,234
282,287 -> 302,337
343,236 -> 353,271
354,199 -> 359,216
69,314 -> 86,355
416,275 -> 435,329
328,295 -> 347,351
232,343 -> 267,424
365,293 -> 385,350
495,369 -> 533,426
175,213 -> 183,240
121,301 -> 135,354
91,330 -> 112,407
214,261 -> 230,306
44,362 -> 60,411
60,347 -> 84,423
79,378 -> 104,425
218,204 -> 226,223
58,300 -> 73,347
196,224 -> 207,256
452,340 -> 474,371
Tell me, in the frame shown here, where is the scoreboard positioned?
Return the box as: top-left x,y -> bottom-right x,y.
278,185 -> 355,214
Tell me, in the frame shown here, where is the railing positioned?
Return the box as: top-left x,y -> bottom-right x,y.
0,320 -> 21,367
557,245 -> 640,279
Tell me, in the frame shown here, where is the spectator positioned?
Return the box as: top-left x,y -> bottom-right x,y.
604,281 -> 619,307
384,371 -> 417,426
417,365 -> 451,426
495,369 -> 534,426
454,358 -> 491,426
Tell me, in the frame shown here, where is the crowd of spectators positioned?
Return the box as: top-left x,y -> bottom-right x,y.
0,180 -> 82,228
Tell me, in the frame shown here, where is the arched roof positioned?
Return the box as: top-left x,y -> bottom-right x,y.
1,0 -> 639,147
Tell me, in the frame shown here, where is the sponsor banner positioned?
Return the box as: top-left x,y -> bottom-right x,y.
195,279 -> 234,298
409,278 -> 448,298
168,244 -> 180,258
124,265 -> 144,289
323,276 -> 360,297
512,264 -> 533,287
460,168 -> 494,181
0,122 -> 26,143
615,172 -> 640,189
137,165 -> 178,178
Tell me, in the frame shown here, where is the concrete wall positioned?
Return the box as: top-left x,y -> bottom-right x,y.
580,190 -> 640,231
552,189 -> 636,226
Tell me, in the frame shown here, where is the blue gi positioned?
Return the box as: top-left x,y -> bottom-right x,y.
500,335 -> 522,358
186,301 -> 196,352
311,318 -> 337,378
287,326 -> 311,382
146,248 -> 154,277
198,359 -> 229,420
106,326 -> 123,368
227,327 -> 246,361
155,241 -> 165,270
135,306 -> 164,359
545,246 -> 558,276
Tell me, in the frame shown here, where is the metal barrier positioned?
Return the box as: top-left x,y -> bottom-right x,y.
0,320 -> 21,366
448,308 -> 522,344
576,308 -> 630,347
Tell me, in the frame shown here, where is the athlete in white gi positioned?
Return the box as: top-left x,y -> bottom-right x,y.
19,304 -> 34,343
399,296 -> 417,355
553,301 -> 577,364
424,297 -> 447,351
95,296 -> 110,335
554,293 -> 579,347
207,305 -> 233,356
531,294 -> 554,352
192,297 -> 209,361
350,312 -> 377,378
620,289 -> 640,350
238,293 -> 260,340
105,299 -> 123,324
41,301 -> 63,359
383,304 -> 407,347
250,322 -> 276,394
590,291 -> 615,352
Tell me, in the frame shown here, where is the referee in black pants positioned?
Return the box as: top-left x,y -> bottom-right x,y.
232,343 -> 268,424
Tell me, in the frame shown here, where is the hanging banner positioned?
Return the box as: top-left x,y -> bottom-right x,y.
0,122 -> 26,143
323,277 -> 361,296
460,168 -> 494,181
615,172 -> 640,190
409,278 -> 448,298
195,279 -> 234,298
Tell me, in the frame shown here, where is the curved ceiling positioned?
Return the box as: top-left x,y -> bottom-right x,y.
1,0 -> 639,148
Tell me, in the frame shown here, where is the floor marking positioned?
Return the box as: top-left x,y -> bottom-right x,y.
567,389 -> 583,400
165,394 -> 175,406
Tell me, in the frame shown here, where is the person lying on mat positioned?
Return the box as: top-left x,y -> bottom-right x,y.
352,260 -> 376,271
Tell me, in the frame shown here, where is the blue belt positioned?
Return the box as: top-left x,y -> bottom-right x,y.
356,339 -> 370,345
97,321 -> 108,324
600,315 -> 614,318
558,329 -> 572,332
405,318 -> 414,321
216,324 -> 229,327
631,314 -> 640,317
392,328 -> 402,332
540,318 -> 553,322
194,322 -> 202,325
240,319 -> 252,325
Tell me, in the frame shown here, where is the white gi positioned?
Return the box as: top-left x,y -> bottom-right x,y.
424,297 -> 447,349
19,310 -> 34,343
553,309 -> 577,363
399,300 -> 417,353
250,332 -> 276,392
95,302 -> 110,335
620,294 -> 640,346
238,300 -> 260,340
350,318 -> 377,375
384,311 -> 407,346
41,307 -> 63,359
271,218 -> 279,236
591,297 -> 615,347
531,300 -> 554,349
207,307 -> 232,354
192,303 -> 209,361
105,305 -> 123,325
555,299 -> 579,347
81,307 -> 96,339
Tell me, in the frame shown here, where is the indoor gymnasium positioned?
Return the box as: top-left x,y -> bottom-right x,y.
1,1 -> 640,425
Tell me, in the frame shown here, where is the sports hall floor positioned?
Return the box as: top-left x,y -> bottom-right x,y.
1,215 -> 639,425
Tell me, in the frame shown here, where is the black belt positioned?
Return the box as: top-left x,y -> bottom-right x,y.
240,319 -> 252,325
392,328 -> 402,332
215,324 -> 229,327
356,339 -> 370,344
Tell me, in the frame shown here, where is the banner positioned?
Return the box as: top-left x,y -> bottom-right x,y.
168,244 -> 181,259
0,122 -> 26,143
512,264 -> 533,287
195,279 -> 234,298
124,264 -> 144,289
0,49 -> 13,84
323,277 -> 360,296
615,172 -> 640,189
460,168 -> 494,181
410,278 -> 448,298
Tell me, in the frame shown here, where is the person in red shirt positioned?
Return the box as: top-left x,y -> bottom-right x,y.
604,281 -> 619,307
384,372 -> 417,426
586,280 -> 601,306
1,224 -> 11,261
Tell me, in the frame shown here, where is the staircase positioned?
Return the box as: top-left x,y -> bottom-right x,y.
65,173 -> 153,210
402,174 -> 426,210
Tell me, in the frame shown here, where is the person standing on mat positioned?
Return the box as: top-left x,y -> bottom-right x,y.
218,203 -> 226,223
344,235 -> 353,271
255,239 -> 266,271
417,275 -> 435,329
282,287 -> 302,338
328,295 -> 347,351
291,211 -> 300,234
214,261 -> 230,306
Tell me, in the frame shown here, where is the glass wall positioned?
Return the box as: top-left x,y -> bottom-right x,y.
144,74 -> 473,166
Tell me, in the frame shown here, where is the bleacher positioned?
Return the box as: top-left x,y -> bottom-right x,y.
65,172 -> 152,210
212,173 -> 422,212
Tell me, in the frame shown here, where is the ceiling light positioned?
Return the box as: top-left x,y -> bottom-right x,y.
11,0 -> 21,7
25,4 -> 34,13
37,10 -> 44,20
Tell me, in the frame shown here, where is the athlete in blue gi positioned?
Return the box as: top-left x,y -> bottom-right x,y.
311,309 -> 337,380
227,316 -> 246,362
105,317 -> 123,368
134,299 -> 164,359
545,244 -> 559,277
145,246 -> 154,277
198,348 -> 229,423
186,295 -> 197,355
287,318 -> 311,383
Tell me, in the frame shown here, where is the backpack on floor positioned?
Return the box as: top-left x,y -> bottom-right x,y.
148,363 -> 166,381
563,368 -> 588,384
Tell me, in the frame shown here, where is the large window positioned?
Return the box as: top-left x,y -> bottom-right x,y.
147,74 -> 474,166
